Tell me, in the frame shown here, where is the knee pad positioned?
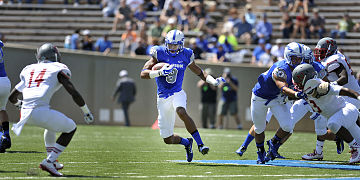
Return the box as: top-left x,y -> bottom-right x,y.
328,122 -> 341,134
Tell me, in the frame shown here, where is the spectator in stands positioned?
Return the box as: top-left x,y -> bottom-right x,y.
206,37 -> 218,62
147,18 -> 164,44
134,4 -> 147,29
70,29 -> 80,50
308,8 -> 325,39
280,11 -> 293,38
191,3 -> 207,32
134,38 -> 148,55
253,13 -> 272,44
160,0 -> 180,23
64,0 -> 79,6
119,21 -> 138,56
279,0 -> 295,12
218,22 -> 238,51
145,0 -> 164,11
196,34 -> 209,53
178,3 -> 192,33
233,14 -> 252,46
270,39 -> 285,62
258,43 -> 272,67
205,25 -> 219,43
251,38 -> 266,65
126,0 -> 143,12
292,0 -> 309,15
81,30 -> 94,51
189,38 -> 203,60
161,17 -> 177,38
331,13 -> 355,39
228,8 -> 239,23
216,44 -> 229,63
218,67 -> 242,130
244,4 -> 256,28
64,35 -> 71,49
197,68 -> 217,129
111,0 -> 133,32
95,34 -> 112,55
102,0 -> 120,17
291,8 -> 309,39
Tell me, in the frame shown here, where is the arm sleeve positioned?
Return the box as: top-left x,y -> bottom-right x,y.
328,84 -> 342,95
326,62 -> 340,73
15,73 -> 26,92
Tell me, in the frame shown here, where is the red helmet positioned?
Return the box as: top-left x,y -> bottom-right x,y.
314,37 -> 337,62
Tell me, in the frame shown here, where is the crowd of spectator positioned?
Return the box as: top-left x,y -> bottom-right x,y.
59,0 -> 360,67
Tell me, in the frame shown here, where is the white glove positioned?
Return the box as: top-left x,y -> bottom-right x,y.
80,104 -> 94,124
14,99 -> 22,109
159,64 -> 174,76
206,75 -> 225,86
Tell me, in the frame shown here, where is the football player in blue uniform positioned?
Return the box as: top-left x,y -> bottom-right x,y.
0,41 -> 12,153
250,42 -> 307,164
140,30 -> 225,162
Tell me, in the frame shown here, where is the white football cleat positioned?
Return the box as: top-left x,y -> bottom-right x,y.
39,159 -> 63,177
302,150 -> 323,160
349,148 -> 360,164
54,160 -> 64,170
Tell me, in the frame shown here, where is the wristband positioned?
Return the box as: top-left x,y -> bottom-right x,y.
280,85 -> 286,93
80,104 -> 90,114
149,70 -> 161,78
206,75 -> 217,86
14,99 -> 22,106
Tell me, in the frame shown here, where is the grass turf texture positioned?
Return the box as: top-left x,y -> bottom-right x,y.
1,125 -> 360,179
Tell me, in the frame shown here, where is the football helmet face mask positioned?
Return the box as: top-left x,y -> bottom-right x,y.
165,30 -> 185,56
292,63 -> 318,91
302,44 -> 315,64
36,43 -> 61,62
284,42 -> 304,68
314,37 -> 337,62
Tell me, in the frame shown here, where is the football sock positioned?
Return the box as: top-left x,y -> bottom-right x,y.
242,133 -> 254,148
47,143 -> 66,162
315,140 -> 324,154
348,139 -> 360,148
2,122 -> 9,136
256,142 -> 265,152
179,138 -> 190,147
272,135 -> 281,144
44,130 -> 56,157
191,130 -> 204,146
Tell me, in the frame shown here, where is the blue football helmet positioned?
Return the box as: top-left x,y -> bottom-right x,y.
165,30 -> 185,56
302,44 -> 315,64
284,42 -> 304,68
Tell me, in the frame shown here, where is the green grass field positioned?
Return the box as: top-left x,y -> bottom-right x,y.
1,125 -> 360,179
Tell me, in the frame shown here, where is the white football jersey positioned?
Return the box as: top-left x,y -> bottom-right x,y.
306,82 -> 346,119
15,62 -> 71,109
322,52 -> 360,93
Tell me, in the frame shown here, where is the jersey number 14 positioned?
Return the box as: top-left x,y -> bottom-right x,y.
28,68 -> 47,88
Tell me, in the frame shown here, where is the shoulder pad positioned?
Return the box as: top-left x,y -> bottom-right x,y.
272,67 -> 287,80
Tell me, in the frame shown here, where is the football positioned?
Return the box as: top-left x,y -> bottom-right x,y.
152,62 -> 170,70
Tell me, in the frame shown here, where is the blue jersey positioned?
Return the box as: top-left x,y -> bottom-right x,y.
311,61 -> 324,73
150,46 -> 194,98
0,60 -> 6,77
252,60 -> 293,100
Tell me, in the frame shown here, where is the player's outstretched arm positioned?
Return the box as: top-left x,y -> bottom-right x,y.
57,72 -> 94,124
339,87 -> 360,100
272,69 -> 302,99
188,61 -> 225,86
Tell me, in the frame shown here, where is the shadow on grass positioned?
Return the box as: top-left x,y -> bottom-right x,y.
0,170 -> 26,173
177,162 -> 249,167
63,175 -> 122,178
5,151 -> 44,154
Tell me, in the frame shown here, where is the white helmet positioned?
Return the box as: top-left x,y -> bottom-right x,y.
165,30 -> 185,56
302,44 -> 315,64
284,42 -> 303,67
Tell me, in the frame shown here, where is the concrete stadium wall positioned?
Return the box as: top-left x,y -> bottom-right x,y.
3,44 -> 315,132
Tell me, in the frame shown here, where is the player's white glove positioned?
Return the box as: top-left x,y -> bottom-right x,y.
14,99 -> 22,109
80,104 -> 94,124
206,75 -> 225,86
159,64 -> 174,76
